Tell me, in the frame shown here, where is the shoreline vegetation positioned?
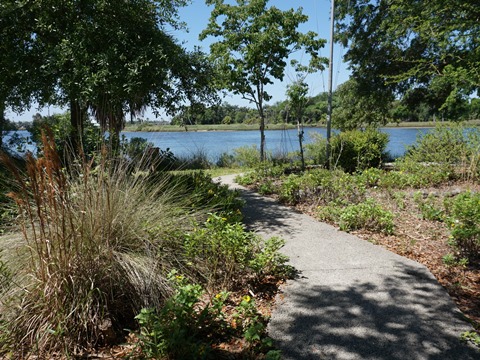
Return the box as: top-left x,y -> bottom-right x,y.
123,119 -> 480,132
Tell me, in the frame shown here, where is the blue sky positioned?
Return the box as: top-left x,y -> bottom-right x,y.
8,0 -> 350,122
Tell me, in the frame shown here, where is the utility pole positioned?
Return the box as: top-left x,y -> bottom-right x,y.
326,0 -> 335,169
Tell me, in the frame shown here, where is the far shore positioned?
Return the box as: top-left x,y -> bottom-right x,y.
123,119 -> 480,133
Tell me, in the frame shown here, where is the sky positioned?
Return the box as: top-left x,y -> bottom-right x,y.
7,0 -> 350,122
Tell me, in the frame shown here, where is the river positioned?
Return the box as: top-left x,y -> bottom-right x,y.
121,127 -> 430,160
5,127 -> 430,161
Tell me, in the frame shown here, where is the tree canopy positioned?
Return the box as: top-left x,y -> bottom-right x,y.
1,0 -> 216,152
335,0 -> 479,116
200,0 -> 326,161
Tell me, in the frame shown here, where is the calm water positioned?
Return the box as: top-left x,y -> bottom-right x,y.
121,127 -> 430,160
6,127 -> 430,160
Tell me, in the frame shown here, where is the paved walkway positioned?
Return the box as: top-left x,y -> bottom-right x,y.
216,175 -> 478,360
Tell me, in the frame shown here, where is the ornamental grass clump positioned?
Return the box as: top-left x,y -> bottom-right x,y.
0,132 -> 193,356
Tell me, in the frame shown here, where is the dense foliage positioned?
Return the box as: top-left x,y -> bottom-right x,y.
335,0 -> 479,121
1,0 -> 216,152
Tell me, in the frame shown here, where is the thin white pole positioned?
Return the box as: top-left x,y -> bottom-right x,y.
326,0 -> 335,168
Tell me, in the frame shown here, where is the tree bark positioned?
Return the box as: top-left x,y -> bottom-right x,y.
70,99 -> 85,156
0,102 -> 5,149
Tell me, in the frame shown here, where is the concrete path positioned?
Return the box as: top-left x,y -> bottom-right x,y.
216,175 -> 479,360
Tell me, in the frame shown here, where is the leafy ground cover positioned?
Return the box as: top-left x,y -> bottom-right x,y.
237,167 -> 480,336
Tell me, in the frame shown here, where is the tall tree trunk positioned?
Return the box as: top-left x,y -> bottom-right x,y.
109,111 -> 125,155
70,99 -> 85,156
257,85 -> 266,162
259,113 -> 265,162
297,118 -> 305,171
0,102 -> 5,149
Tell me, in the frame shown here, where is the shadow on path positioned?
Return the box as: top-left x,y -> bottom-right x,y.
270,261 -> 478,359
217,175 -> 478,359
239,188 -> 303,236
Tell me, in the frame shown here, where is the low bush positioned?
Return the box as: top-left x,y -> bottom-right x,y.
334,199 -> 394,234
392,159 -> 455,188
330,128 -> 389,172
341,200 -> 394,234
278,169 -> 366,206
403,124 -> 480,181
278,174 -> 302,204
357,167 -> 384,187
413,192 -> 445,221
249,237 -> 289,278
135,277 -> 278,359
177,150 -> 213,170
184,214 -> 257,288
184,214 -> 287,288
232,145 -> 264,168
135,273 -> 229,359
446,191 -> 480,260
304,129 -> 389,172
304,132 -> 327,166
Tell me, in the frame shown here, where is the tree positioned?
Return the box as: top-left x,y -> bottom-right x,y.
2,0 -> 216,154
285,60 -> 321,170
335,0 -> 479,113
200,0 -> 326,161
332,79 -> 392,131
0,1 -> 41,148
286,79 -> 309,169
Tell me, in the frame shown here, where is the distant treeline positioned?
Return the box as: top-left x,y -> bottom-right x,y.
171,89 -> 480,127
6,90 -> 480,131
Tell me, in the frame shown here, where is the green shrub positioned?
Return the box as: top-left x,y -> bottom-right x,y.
413,192 -> 445,221
184,214 -> 256,287
249,237 -> 288,277
304,132 -> 327,166
177,150 -> 213,170
338,199 -> 394,234
357,167 -> 384,187
135,277 -> 276,359
394,159 -> 455,187
442,253 -> 468,267
309,169 -> 366,206
235,163 -> 286,188
446,191 -> 480,260
403,124 -> 480,181
232,145 -> 263,168
216,152 -> 236,168
330,128 -> 389,172
236,171 -> 257,186
135,274 -> 228,359
275,169 -> 367,206
278,174 -> 302,204
316,202 -> 344,223
258,179 -> 275,195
